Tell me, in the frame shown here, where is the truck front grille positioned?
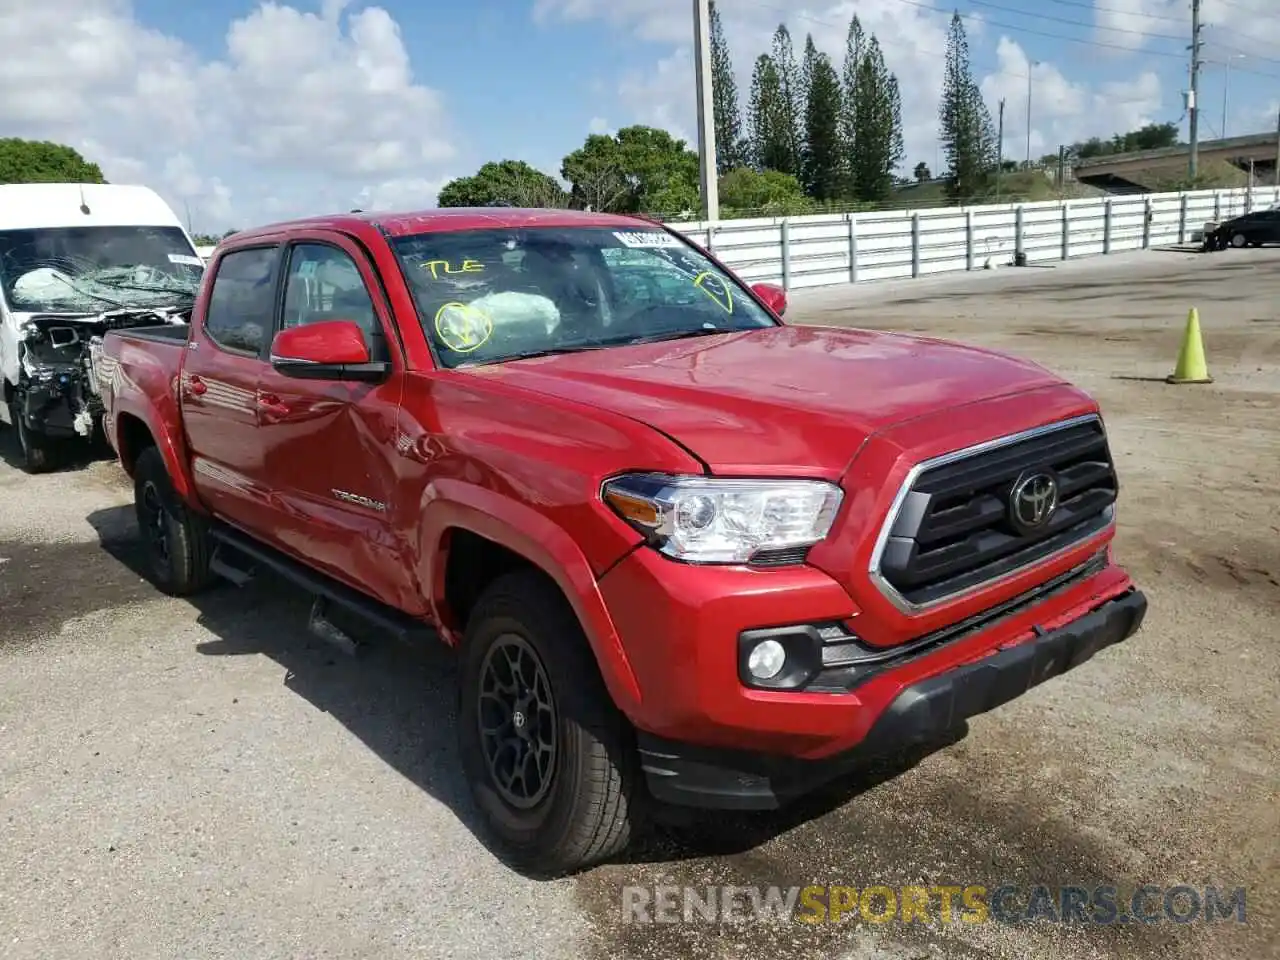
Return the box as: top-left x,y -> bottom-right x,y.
870,414 -> 1117,611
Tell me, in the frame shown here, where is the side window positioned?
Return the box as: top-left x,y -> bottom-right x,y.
204,247 -> 279,355
281,243 -> 379,341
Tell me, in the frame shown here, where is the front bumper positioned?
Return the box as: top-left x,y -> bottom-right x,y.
636,587 -> 1146,809
15,372 -> 98,439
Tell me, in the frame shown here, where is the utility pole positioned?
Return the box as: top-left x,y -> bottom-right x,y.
1274,108 -> 1280,186
1188,0 -> 1203,180
1025,65 -> 1034,165
1221,54 -> 1244,140
692,0 -> 719,222
996,98 -> 1005,199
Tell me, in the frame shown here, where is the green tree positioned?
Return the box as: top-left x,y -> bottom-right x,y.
437,160 -> 567,208
770,25 -> 804,179
1069,122 -> 1180,159
839,15 -> 868,195
561,126 -> 699,215
849,37 -> 903,203
719,167 -> 813,217
749,54 -> 795,175
0,138 -> 106,184
709,1 -> 746,172
802,42 -> 844,201
913,161 -> 932,182
938,12 -> 997,201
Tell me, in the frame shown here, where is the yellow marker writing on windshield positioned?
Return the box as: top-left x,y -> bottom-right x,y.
693,272 -> 733,314
434,301 -> 493,353
422,259 -> 484,279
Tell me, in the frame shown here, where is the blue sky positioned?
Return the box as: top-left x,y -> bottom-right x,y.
3,0 -> 1276,231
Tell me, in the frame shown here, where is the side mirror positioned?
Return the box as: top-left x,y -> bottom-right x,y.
269,320 -> 389,382
752,282 -> 787,317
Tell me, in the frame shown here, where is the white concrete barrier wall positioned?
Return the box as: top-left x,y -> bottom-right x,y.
672,186 -> 1280,291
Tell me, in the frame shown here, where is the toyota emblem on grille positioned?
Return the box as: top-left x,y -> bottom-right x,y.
1009,471 -> 1059,532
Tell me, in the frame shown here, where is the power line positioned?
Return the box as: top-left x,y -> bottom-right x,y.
731,0 -> 1225,92
1044,0 -> 1188,26
964,0 -> 1190,45
1048,0 -> 1265,42
880,0 -> 1280,80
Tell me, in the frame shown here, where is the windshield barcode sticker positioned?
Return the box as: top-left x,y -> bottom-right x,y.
613,231 -> 683,249
168,253 -> 204,266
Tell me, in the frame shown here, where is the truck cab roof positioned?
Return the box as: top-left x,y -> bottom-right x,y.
228,207 -> 664,244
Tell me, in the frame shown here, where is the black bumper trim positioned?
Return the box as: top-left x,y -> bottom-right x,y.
637,587 -> 1147,811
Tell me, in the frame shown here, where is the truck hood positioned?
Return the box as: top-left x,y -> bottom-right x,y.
468,325 -> 1066,475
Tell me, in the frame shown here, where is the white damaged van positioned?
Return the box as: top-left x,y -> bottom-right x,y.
0,183 -> 203,472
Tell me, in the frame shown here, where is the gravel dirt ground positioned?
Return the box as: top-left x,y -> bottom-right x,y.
1,246 -> 1276,960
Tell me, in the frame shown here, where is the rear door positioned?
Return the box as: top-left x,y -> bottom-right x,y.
252,233 -> 411,609
181,243 -> 283,532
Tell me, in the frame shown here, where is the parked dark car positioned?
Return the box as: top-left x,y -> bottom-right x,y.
1205,206 -> 1280,250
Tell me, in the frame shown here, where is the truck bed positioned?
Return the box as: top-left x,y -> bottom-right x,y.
95,323 -> 192,439
109,324 -> 190,345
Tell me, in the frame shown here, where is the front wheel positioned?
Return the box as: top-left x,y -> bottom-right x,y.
1230,232 -> 1248,248
133,445 -> 214,596
7,397 -> 58,474
458,571 -> 637,876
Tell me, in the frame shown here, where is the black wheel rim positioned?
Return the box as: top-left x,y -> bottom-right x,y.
140,480 -> 171,567
477,633 -> 558,810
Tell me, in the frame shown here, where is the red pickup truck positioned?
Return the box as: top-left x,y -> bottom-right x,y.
96,207 -> 1147,875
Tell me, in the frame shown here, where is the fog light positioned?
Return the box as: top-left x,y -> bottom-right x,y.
747,639 -> 786,680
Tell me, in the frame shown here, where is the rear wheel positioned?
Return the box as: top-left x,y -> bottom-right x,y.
458,571 -> 637,876
133,445 -> 214,596
7,397 -> 58,474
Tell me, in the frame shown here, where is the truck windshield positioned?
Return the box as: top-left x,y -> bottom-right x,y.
390,226 -> 778,368
0,224 -> 204,313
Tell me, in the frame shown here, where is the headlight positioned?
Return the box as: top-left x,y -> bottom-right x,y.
601,473 -> 843,564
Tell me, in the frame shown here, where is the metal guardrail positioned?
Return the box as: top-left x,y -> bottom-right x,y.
668,186 -> 1280,291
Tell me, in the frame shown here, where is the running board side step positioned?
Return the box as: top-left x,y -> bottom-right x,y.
208,523 -> 439,651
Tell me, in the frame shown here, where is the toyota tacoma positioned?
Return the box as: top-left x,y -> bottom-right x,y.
95,207 -> 1147,875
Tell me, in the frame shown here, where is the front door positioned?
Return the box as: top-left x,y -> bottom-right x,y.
181,243 -> 282,533
253,234 -> 411,610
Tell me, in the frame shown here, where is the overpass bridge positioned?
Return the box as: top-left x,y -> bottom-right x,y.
1072,132 -> 1280,192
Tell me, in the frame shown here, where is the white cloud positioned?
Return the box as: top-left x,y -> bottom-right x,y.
550,0 -> 950,169
980,38 -> 1162,161
588,116 -> 612,134
536,0 -> 1172,175
1094,0 -> 1280,58
0,0 -> 455,231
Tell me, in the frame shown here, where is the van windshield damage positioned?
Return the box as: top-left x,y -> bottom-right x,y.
1,224 -> 204,466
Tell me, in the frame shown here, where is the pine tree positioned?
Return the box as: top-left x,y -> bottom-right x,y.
839,15 -> 867,195
749,54 -> 795,175
709,1 -> 744,172
801,34 -> 819,111
849,37 -> 904,203
938,12 -> 997,201
770,25 -> 803,179
802,48 -> 843,200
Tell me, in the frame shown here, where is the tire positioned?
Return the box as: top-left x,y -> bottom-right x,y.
458,570 -> 637,876
1230,232 -> 1247,248
133,445 -> 214,596
7,397 -> 58,474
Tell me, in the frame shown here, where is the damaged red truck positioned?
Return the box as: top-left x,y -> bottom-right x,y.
95,208 -> 1147,875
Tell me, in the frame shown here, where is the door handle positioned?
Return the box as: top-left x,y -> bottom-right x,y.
187,374 -> 207,396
